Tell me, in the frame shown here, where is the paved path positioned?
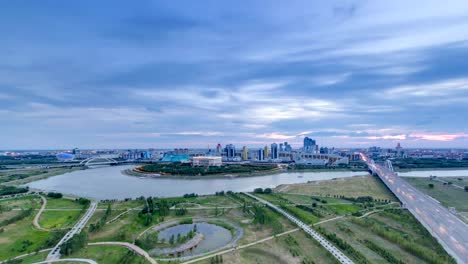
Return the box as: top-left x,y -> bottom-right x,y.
33,195 -> 48,231
106,206 -> 142,224
34,258 -> 97,264
0,248 -> 52,264
88,242 -> 157,264
243,192 -> 353,264
47,201 -> 98,261
362,154 -> 468,263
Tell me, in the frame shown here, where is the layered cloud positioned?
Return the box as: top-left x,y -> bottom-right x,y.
1,1 -> 468,149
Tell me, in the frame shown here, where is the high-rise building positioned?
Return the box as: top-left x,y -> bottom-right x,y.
225,144 -> 236,158
284,142 -> 292,152
271,143 -> 278,159
258,148 -> 264,160
242,146 -> 248,160
216,143 -> 222,153
304,137 -> 316,153
279,143 -> 284,151
264,146 -> 269,159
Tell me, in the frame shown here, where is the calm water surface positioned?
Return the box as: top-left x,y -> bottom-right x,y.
26,165 -> 468,200
27,165 -> 365,199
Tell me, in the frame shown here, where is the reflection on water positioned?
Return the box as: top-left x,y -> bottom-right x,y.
26,165 -> 467,200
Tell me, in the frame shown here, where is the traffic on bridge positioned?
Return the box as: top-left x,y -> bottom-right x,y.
361,154 -> 468,263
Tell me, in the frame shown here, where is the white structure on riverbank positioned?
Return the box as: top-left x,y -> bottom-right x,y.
192,156 -> 222,166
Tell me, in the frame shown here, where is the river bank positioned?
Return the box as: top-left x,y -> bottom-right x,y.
126,166 -> 367,180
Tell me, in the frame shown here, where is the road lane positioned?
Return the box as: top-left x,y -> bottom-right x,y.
361,154 -> 468,263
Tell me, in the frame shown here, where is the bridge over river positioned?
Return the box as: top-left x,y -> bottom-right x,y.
361,154 -> 468,263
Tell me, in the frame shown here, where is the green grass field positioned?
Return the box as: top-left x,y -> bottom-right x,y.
39,210 -> 84,229
45,197 -> 85,209
404,176 -> 468,212
0,215 -> 49,260
323,204 -> 361,215
278,175 -> 396,201
68,245 -> 148,264
0,195 -> 40,210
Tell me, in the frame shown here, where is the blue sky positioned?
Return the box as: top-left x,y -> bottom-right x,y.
1,1 -> 468,149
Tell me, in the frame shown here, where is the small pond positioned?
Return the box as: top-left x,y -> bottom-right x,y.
149,222 -> 232,256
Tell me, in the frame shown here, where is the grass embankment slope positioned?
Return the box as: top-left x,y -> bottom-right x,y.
404,176 -> 468,218
0,167 -> 81,185
39,197 -> 86,230
277,175 -> 396,201
0,196 -> 49,261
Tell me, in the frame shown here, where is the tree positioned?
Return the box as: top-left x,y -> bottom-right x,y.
264,188 -> 272,194
428,183 -> 434,189
465,186 -> 468,192
253,188 -> 263,193
47,192 -> 63,198
60,232 -> 87,255
169,234 -> 175,245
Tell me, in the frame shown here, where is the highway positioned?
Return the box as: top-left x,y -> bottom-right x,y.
242,192 -> 354,264
361,154 -> 468,263
46,201 -> 98,261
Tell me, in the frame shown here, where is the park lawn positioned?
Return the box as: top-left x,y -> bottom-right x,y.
67,245 -> 148,264
279,193 -> 352,205
0,210 -> 24,223
281,205 -> 320,225
322,204 -> 361,215
277,175 -> 396,201
97,199 -> 144,210
39,210 -> 84,229
440,176 -> 468,185
0,195 -> 40,210
14,251 -> 49,263
255,193 -> 291,205
45,197 -> 84,209
192,194 -> 240,207
0,215 -> 49,261
404,177 -> 468,212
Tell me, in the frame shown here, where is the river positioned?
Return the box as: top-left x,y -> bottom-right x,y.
25,165 -> 468,200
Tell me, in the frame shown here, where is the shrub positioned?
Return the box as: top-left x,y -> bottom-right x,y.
47,192 -> 63,198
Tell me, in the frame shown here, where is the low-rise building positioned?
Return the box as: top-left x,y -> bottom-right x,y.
192,156 -> 222,166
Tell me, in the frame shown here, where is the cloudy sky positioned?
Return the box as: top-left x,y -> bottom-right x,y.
1,1 -> 468,150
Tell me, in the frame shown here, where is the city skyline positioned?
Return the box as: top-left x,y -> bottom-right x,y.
1,1 -> 468,149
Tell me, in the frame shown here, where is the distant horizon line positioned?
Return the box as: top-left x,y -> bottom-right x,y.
2,147 -> 468,152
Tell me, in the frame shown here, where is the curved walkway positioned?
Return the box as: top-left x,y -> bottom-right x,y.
88,242 -> 157,264
33,195 -> 48,231
106,206 -> 142,224
34,258 -> 97,264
